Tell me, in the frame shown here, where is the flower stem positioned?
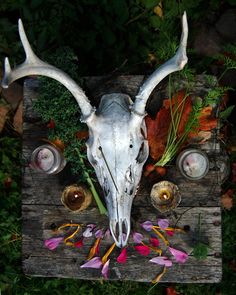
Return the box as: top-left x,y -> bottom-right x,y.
75,148 -> 107,215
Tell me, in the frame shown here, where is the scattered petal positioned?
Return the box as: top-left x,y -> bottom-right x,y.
166,230 -> 174,237
134,245 -> 150,256
157,218 -> 169,229
44,237 -> 63,250
101,259 -> 110,279
150,237 -> 160,247
74,239 -> 83,248
149,256 -> 172,267
87,238 -> 101,260
104,228 -> 111,240
80,257 -> 102,269
169,247 -> 188,263
151,266 -> 167,284
95,229 -> 104,239
83,224 -> 96,238
117,247 -> 127,264
132,232 -> 144,244
141,221 -> 153,231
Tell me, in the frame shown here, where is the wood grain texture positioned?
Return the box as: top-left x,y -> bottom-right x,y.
22,77 -> 224,282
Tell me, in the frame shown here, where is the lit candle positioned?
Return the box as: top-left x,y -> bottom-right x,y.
61,184 -> 92,212
176,149 -> 209,180
150,181 -> 181,213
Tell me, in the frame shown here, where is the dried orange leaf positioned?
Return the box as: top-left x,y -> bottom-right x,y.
221,189 -> 234,210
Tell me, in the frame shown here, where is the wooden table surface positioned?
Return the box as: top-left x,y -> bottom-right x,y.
22,76 -> 225,283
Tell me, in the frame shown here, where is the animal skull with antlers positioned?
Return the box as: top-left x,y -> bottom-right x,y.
1,13 -> 188,247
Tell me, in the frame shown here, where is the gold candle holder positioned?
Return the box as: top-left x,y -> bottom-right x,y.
61,184 -> 92,212
150,181 -> 181,213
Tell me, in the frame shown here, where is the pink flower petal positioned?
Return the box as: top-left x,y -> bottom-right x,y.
157,218 -> 169,229
169,247 -> 188,263
104,228 -> 111,240
44,237 -> 63,250
83,224 -> 96,238
117,247 -> 127,264
141,221 -> 153,231
74,239 -> 83,248
149,256 -> 172,267
134,245 -> 150,256
80,257 -> 103,269
166,230 -> 174,236
150,237 -> 159,247
95,229 -> 104,239
101,259 -> 110,279
132,232 -> 144,244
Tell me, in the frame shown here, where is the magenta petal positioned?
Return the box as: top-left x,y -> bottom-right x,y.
101,259 -> 110,279
134,245 -> 150,256
166,230 -> 174,237
44,237 -> 63,250
169,247 -> 188,263
150,237 -> 159,247
132,232 -> 144,244
149,256 -> 172,267
157,218 -> 169,229
141,221 -> 153,231
117,247 -> 127,264
95,229 -> 104,239
74,239 -> 83,248
80,257 -> 103,269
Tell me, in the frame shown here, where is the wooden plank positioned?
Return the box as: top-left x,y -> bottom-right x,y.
22,205 -> 221,282
22,77 -> 223,282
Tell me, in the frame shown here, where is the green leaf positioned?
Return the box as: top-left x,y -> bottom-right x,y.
149,15 -> 161,28
143,0 -> 159,9
193,242 -> 208,260
220,105 -> 235,120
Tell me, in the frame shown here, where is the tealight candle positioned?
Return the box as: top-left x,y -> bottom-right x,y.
61,184 -> 92,212
176,149 -> 209,180
150,181 -> 181,213
30,144 -> 66,174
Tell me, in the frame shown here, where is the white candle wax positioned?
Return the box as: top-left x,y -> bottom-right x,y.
36,148 -> 55,171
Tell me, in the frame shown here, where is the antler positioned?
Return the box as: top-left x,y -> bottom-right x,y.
132,11 -> 188,116
1,19 -> 94,118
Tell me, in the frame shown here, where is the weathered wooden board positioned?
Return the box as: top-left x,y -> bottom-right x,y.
22,77 -> 223,283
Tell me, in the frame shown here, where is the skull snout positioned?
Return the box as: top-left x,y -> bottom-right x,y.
110,217 -> 130,248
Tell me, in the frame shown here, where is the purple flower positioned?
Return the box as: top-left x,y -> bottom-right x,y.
149,256 -> 172,267
101,259 -> 110,279
95,229 -> 104,239
132,232 -> 144,244
80,257 -> 103,269
168,247 -> 188,263
157,218 -> 169,229
83,224 -> 96,238
44,237 -> 63,250
140,221 -> 153,231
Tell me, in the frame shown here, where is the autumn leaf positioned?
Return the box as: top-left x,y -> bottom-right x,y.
221,189 -> 234,210
166,286 -> 178,295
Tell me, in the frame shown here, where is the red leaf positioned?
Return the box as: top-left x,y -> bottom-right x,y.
47,119 -> 55,129
117,247 -> 127,264
166,286 -> 178,295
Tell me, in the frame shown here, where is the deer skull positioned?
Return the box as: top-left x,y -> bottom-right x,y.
1,13 -> 188,247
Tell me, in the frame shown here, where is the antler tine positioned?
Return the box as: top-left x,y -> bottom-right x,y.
132,11 -> 188,117
1,19 -> 94,119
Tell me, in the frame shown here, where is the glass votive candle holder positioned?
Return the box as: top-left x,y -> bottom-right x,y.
150,180 -> 181,213
176,148 -> 209,180
61,184 -> 92,212
30,143 -> 66,174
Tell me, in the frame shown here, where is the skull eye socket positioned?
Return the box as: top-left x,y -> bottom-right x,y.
136,141 -> 148,163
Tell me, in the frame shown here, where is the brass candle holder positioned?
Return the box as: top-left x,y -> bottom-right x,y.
150,181 -> 181,213
61,184 -> 92,212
